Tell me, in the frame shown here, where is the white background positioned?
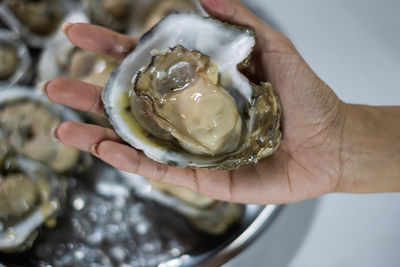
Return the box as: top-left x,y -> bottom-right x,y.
225,0 -> 400,266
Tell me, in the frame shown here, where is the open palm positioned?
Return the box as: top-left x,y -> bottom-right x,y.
46,0 -> 346,204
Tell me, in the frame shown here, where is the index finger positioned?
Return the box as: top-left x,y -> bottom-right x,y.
61,23 -> 138,61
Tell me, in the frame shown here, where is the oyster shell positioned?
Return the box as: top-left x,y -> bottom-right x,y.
0,29 -> 31,89
37,10 -> 90,83
37,10 -> 118,86
0,156 -> 65,252
39,44 -> 119,88
103,14 -> 281,170
37,11 -> 118,127
0,87 -> 91,173
0,0 -> 71,47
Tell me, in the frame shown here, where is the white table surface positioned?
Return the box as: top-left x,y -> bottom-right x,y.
225,0 -> 400,266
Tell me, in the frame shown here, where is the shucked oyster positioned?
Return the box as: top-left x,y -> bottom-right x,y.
0,156 -> 65,252
0,29 -> 31,88
132,45 -> 243,156
67,49 -> 120,87
0,88 -> 90,173
37,10 -> 118,87
0,42 -> 18,80
47,49 -> 118,127
37,10 -> 118,127
3,0 -> 64,36
103,14 -> 281,170
1,0 -> 70,47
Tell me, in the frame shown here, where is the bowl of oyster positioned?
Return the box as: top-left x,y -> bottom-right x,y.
0,2 -> 282,266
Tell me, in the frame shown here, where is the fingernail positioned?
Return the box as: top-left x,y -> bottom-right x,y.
61,22 -> 73,35
38,80 -> 50,94
89,143 -> 100,157
52,125 -> 60,140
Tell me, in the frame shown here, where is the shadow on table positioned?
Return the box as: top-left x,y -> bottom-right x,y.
224,197 -> 321,267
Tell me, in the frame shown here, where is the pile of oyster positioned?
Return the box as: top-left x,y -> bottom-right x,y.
0,4 -> 87,253
0,0 -> 281,264
0,88 -> 89,252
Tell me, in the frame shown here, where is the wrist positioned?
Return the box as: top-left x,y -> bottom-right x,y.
338,104 -> 400,193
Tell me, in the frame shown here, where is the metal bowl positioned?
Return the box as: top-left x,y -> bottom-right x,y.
0,160 -> 279,266
172,204 -> 280,266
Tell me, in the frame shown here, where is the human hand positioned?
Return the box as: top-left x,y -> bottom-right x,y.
43,0 -> 349,204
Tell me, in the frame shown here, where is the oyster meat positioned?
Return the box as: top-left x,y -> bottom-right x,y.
67,49 -> 120,87
0,29 -> 31,88
103,14 -> 281,170
0,41 -> 19,80
53,49 -> 118,126
37,10 -> 118,87
37,11 -> 118,127
37,10 -> 120,127
132,45 -> 243,156
0,156 -> 64,252
0,88 -> 89,173
1,0 -> 70,47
